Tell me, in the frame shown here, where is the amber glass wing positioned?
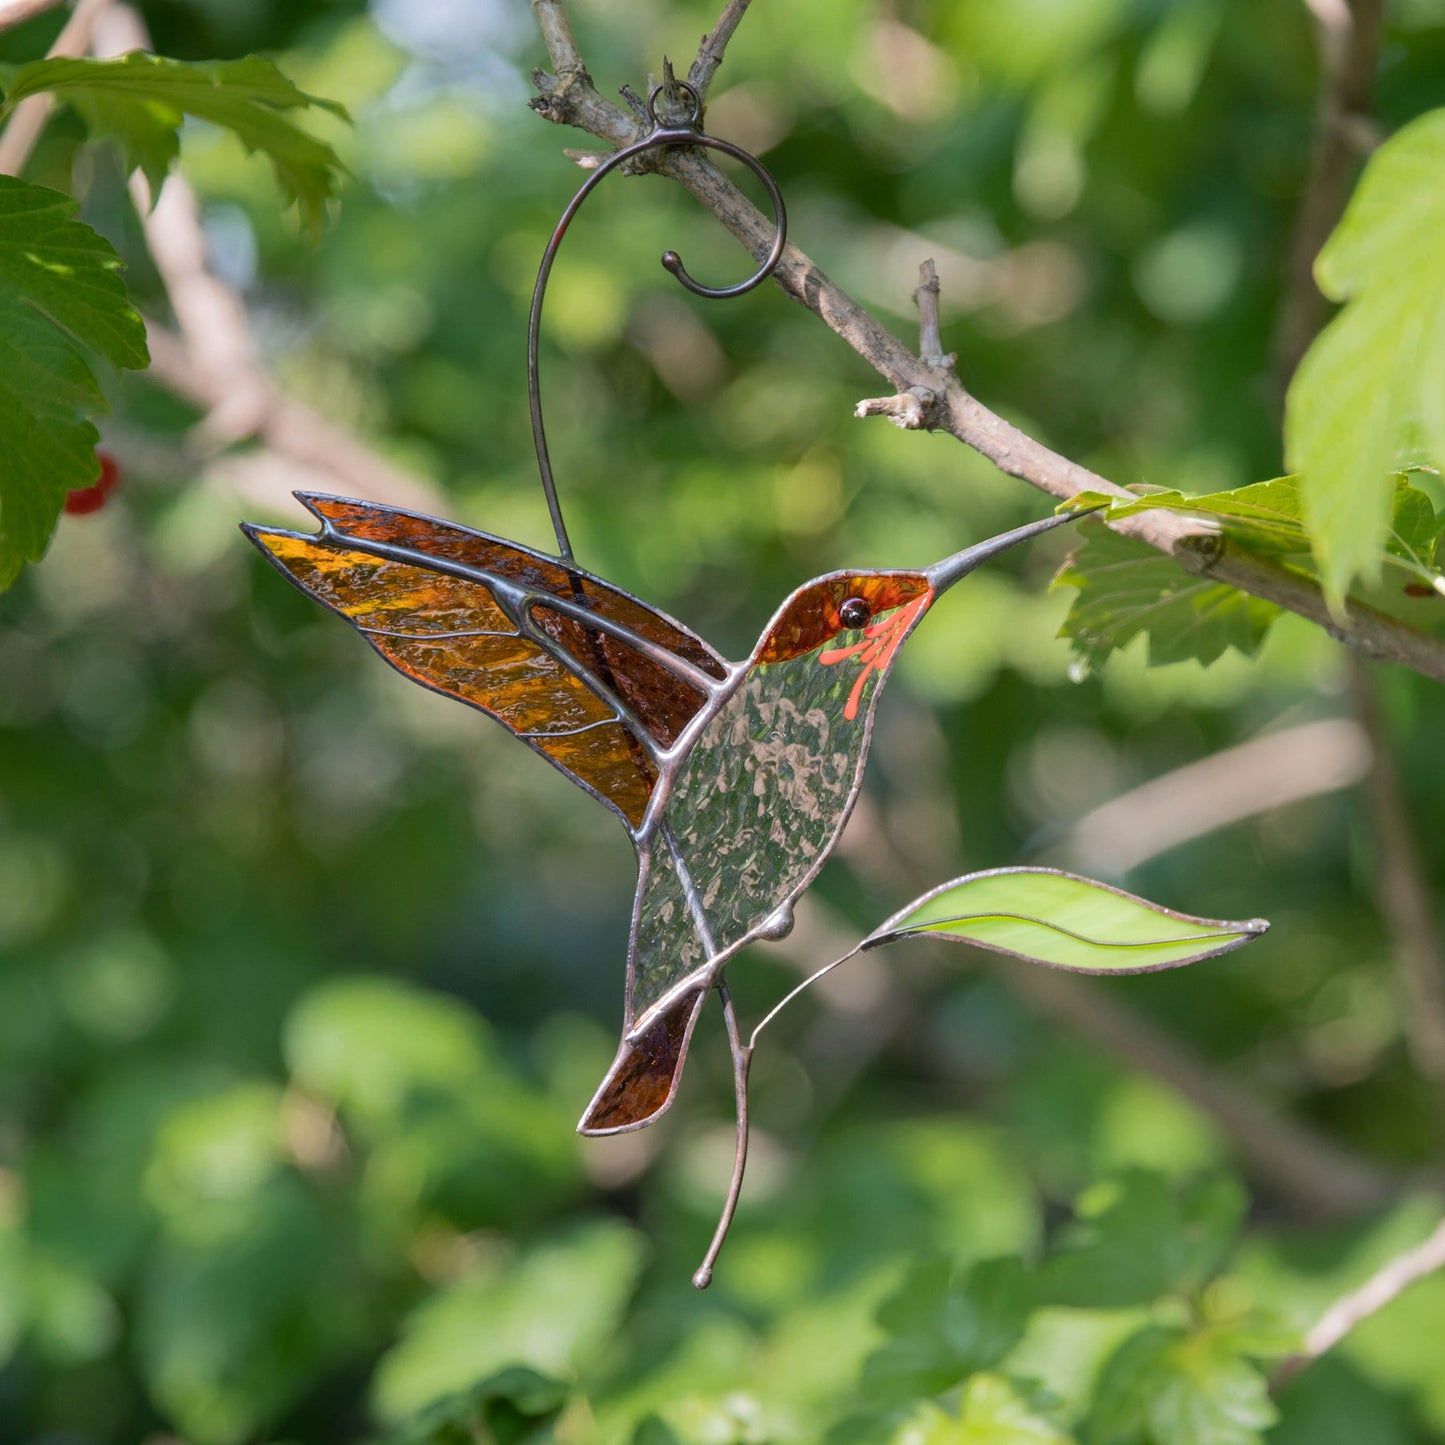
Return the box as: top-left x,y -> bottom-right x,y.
243,494 -> 729,831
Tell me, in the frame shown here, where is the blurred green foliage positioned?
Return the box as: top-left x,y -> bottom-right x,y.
2,0 -> 1445,1441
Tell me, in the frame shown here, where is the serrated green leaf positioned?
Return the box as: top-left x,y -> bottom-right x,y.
1069,477 -> 1444,593
0,176 -> 148,588
1284,107 -> 1445,607
1052,523 -> 1280,670
0,54 -> 348,239
1039,1173 -> 1246,1309
1067,479 -> 1309,556
1386,475 -> 1440,571
864,1257 -> 1034,1404
1086,1326 -> 1276,1445
863,869 -> 1267,975
890,1376 -> 1076,1444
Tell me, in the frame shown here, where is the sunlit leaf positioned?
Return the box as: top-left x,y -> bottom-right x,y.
1086,1325 -> 1277,1445
1061,481 -> 1310,556
888,1376 -> 1076,1444
1284,107 -> 1445,606
1052,524 -> 1280,671
0,53 -> 349,238
864,868 -> 1267,973
1063,477 -> 1443,586
0,177 -> 148,588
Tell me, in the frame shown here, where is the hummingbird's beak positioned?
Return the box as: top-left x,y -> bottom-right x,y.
924,505 -> 1104,595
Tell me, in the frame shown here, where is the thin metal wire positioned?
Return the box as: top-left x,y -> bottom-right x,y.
527,79 -> 789,561
693,977 -> 752,1290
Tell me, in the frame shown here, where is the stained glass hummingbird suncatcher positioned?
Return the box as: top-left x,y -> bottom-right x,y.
244,81 -> 1268,1285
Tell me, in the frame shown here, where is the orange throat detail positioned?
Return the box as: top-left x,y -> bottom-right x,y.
818,590 -> 932,721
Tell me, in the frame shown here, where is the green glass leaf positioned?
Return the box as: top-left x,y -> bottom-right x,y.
0,176 -> 148,588
1284,107 -> 1445,606
1052,523 -> 1280,671
1086,1325 -> 1277,1445
1038,1172 -> 1247,1309
0,54 -> 349,239
864,868 -> 1268,974
889,1376 -> 1077,1444
864,1256 -> 1034,1404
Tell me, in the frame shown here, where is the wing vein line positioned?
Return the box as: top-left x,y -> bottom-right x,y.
518,716 -> 622,739
317,523 -> 726,696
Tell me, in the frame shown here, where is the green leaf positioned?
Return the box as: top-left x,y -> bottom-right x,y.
387,1366 -> 570,1445
1062,480 -> 1308,555
1086,1326 -> 1277,1445
863,869 -> 1268,974
1385,475 -> 1440,573
890,1376 -> 1077,1444
1065,476 -> 1444,588
0,176 -> 148,588
1039,1173 -> 1247,1309
864,1256 -> 1035,1404
1052,523 -> 1281,671
0,54 -> 349,239
1284,107 -> 1445,606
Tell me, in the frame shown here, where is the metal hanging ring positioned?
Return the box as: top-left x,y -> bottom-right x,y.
528,77 -> 789,560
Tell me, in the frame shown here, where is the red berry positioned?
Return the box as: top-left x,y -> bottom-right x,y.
64,451 -> 121,516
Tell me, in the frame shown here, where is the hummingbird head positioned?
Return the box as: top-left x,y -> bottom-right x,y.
754,507 -> 1090,723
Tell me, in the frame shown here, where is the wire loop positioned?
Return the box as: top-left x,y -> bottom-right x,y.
528,77 -> 788,559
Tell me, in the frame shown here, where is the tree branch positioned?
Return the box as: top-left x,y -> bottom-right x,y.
0,0 -> 66,34
530,0 -> 586,79
526,10 -> 1445,689
1349,658 -> 1445,1130
1053,717 -> 1370,876
0,0 -> 110,176
1277,0 -> 1386,386
1272,1214 -> 1445,1391
688,0 -> 753,99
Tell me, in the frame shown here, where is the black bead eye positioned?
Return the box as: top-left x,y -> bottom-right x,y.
839,596 -> 871,629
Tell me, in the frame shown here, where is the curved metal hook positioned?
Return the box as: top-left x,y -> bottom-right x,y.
527,80 -> 788,560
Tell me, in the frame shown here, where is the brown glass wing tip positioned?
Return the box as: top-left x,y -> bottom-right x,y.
578,987 -> 708,1136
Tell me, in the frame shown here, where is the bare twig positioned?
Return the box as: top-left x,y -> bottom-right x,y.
0,0 -> 111,176
1277,0 -> 1386,385
530,0 -> 586,79
525,15 -> 1445,688
913,257 -> 954,371
688,0 -> 753,99
1349,658 -> 1445,1127
0,0 -> 65,33
1272,1214 -> 1445,1391
1054,718 -> 1371,875
855,388 -> 932,430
